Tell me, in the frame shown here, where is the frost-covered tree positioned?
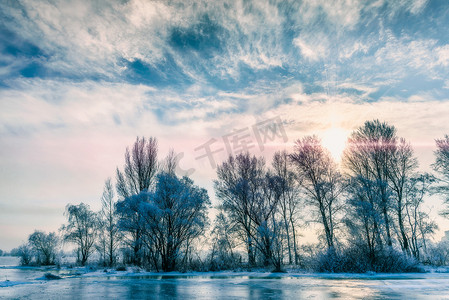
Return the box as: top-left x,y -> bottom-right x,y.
215,152 -> 295,270
345,175 -> 384,265
61,203 -> 99,266
343,120 -> 397,247
344,120 -> 433,259
115,136 -> 158,265
138,172 -> 210,272
115,194 -> 145,265
17,243 -> 33,266
290,136 -> 343,250
28,230 -> 58,265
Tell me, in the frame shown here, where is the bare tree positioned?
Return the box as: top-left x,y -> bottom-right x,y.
405,174 -> 437,261
163,148 -> 177,175
433,135 -> 449,216
249,172 -> 283,270
387,139 -> 418,255
28,231 -> 59,265
214,153 -> 265,266
290,136 -> 343,250
115,136 -> 158,265
272,150 -> 301,264
116,137 -> 158,198
99,178 -> 120,266
343,120 -> 397,247
61,203 -> 98,266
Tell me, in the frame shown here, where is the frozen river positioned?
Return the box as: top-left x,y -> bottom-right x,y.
2,257 -> 449,299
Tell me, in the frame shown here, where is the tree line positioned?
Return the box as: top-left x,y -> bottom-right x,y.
13,120 -> 449,272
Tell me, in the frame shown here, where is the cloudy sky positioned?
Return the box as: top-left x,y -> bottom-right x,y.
1,0 -> 449,250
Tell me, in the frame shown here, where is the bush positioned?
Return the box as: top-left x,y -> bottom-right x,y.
207,252 -> 242,271
373,248 -> 422,273
313,246 -> 422,273
116,265 -> 127,271
425,242 -> 449,266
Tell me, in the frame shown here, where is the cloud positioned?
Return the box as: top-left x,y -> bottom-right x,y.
1,0 -> 449,249
0,79 -> 158,136
293,36 -> 328,61
437,45 -> 449,66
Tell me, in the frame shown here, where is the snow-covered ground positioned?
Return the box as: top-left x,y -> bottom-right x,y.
2,257 -> 449,299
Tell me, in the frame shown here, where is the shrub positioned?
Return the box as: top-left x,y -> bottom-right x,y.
314,246 -> 422,273
116,265 -> 127,271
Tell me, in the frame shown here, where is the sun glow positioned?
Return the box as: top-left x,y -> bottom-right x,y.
321,127 -> 350,162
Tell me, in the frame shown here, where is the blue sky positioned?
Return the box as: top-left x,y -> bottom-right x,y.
1,0 -> 449,250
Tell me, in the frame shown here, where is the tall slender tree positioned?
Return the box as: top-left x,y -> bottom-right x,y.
272,150 -> 301,264
115,137 -> 158,265
99,178 -> 120,266
433,135 -> 449,216
290,136 -> 343,250
214,153 -> 265,266
343,120 -> 397,247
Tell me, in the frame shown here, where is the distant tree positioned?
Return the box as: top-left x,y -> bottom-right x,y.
61,203 -> 98,266
162,149 -> 177,175
427,240 -> 449,266
9,247 -> 20,256
98,178 -> 120,266
209,211 -> 239,270
433,135 -> 449,216
115,136 -> 158,266
139,172 -> 210,272
290,136 -> 343,250
28,230 -> 58,265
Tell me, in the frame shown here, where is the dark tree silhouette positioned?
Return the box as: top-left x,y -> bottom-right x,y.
290,136 -> 343,250
28,230 -> 58,265
61,203 -> 98,266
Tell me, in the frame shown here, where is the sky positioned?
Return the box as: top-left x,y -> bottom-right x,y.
1,0 -> 449,251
